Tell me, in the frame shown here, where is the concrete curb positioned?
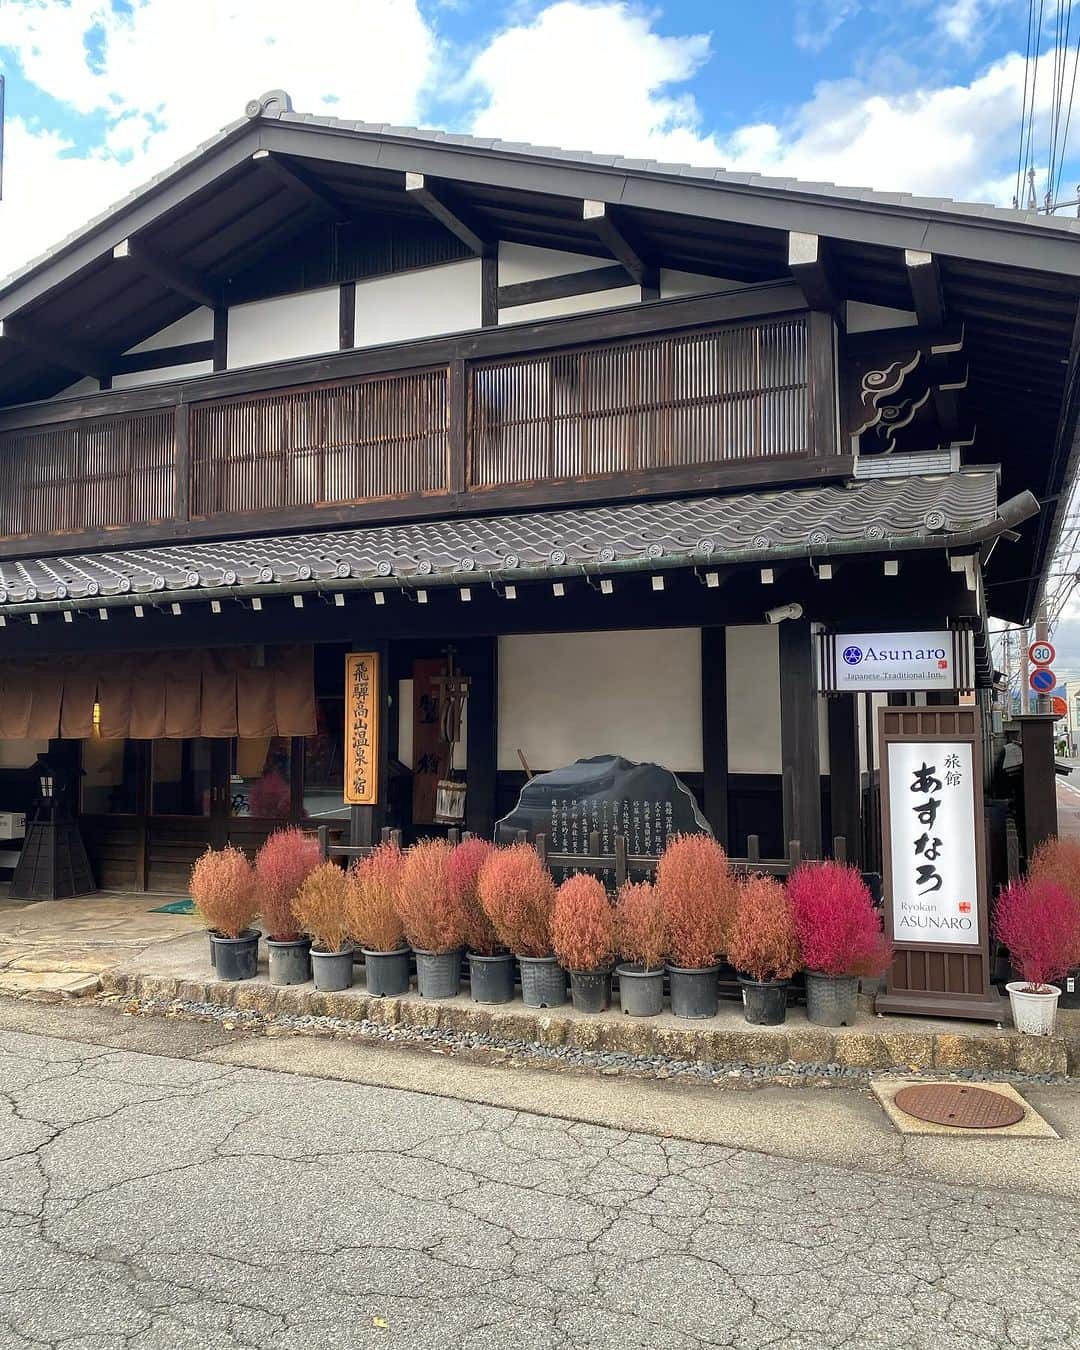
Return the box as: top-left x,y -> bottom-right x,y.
101,969 -> 1080,1079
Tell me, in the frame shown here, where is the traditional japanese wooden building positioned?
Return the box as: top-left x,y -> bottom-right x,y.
0,89 -> 1074,894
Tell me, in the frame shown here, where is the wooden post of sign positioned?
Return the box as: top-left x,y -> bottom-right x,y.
1012,713 -> 1059,856
344,649 -> 386,847
876,704 -> 1005,1022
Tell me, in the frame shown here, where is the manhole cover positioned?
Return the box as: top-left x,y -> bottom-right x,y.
893,1084 -> 1025,1129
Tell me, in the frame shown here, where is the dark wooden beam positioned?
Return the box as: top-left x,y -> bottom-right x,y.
113,341 -> 215,376
497,263 -> 633,309
112,237 -> 219,310
701,627 -> 728,846
0,315 -> 111,380
826,693 -> 860,866
252,149 -> 348,220
405,172 -> 490,257
904,249 -> 945,328
212,308 -> 228,372
932,362 -> 967,440
481,254 -> 498,327
339,282 -> 356,351
779,617 -> 822,859
807,311 -> 839,457
582,199 -> 650,287
464,636 -> 498,839
788,232 -> 839,314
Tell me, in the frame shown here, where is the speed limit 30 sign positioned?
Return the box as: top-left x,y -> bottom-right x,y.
1029,641 -> 1056,668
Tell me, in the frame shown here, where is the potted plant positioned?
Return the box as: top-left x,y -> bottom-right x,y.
395,839 -> 466,999
189,846 -> 259,981
787,861 -> 891,1026
348,841 -> 409,996
614,880 -> 666,1016
994,876 -> 1080,1035
293,861 -> 354,992
727,874 -> 800,1025
254,828 -> 322,985
478,843 -> 564,1007
1026,837 -> 1080,1008
551,873 -> 615,1013
655,834 -> 738,1018
450,838 -> 513,1003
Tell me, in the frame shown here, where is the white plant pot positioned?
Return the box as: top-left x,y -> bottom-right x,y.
1005,981 -> 1061,1036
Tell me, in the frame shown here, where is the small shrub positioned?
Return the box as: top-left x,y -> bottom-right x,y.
293,862 -> 351,954
478,843 -> 556,957
255,828 -> 322,941
615,881 -> 665,971
551,874 -> 615,972
787,861 -> 891,978
727,874 -> 800,983
1027,837 -> 1080,908
450,838 -> 499,954
189,846 -> 256,939
395,839 -> 466,953
655,834 -> 738,969
993,877 -> 1080,990
347,842 -> 406,953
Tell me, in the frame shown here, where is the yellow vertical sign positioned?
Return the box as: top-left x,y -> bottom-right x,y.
344,652 -> 380,805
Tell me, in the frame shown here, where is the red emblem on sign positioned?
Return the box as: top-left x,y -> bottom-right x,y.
938,659 -> 949,669
958,901 -> 972,914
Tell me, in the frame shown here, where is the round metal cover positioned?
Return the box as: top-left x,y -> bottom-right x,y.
894,1084 -> 1024,1129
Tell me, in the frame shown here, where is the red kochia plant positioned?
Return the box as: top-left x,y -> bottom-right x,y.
348,842 -> 406,953
293,861 -> 351,954
478,843 -> 556,957
395,839 -> 466,954
551,874 -> 615,972
727,874 -> 800,984
449,838 -> 499,954
993,877 -> 1080,991
1027,837 -> 1080,910
787,861 -> 891,978
189,845 -> 257,939
615,881 -> 666,971
255,828 -> 322,941
655,834 -> 738,969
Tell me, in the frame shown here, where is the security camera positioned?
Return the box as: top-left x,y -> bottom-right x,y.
764,602 -> 804,625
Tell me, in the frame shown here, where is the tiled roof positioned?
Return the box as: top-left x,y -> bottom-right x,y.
0,471 -> 999,612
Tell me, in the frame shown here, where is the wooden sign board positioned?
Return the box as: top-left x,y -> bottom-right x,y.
344,652 -> 380,806
876,705 -> 1005,1023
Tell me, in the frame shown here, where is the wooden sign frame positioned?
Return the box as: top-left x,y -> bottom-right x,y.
876,704 -> 1004,1023
344,652 -> 380,806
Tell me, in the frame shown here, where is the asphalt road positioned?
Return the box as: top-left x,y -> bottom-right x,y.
1,1014 -> 1077,1349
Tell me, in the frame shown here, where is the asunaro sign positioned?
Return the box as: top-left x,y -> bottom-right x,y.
820,629 -> 973,693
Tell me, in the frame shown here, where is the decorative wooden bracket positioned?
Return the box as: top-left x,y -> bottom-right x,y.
113,238 -> 220,310
253,149 -> 350,220
0,315 -> 112,380
405,173 -> 492,257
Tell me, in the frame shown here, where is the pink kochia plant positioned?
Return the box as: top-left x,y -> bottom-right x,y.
993,878 -> 1080,992
449,838 -> 499,954
255,828 -> 322,941
786,861 -> 891,979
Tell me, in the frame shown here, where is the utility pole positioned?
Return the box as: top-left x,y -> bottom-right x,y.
1019,625 -> 1030,715
1035,600 -> 1052,715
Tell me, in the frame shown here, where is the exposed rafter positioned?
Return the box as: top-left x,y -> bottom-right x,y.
252,149 -> 349,220
788,232 -> 839,313
113,237 -> 219,310
0,315 -> 111,380
582,200 -> 655,291
905,249 -> 946,329
404,172 -> 491,256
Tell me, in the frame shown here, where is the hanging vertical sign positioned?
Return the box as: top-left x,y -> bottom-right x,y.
876,705 -> 1003,1021
344,652 -> 380,805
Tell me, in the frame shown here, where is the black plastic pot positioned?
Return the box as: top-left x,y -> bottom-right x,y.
805,971 -> 858,1027
468,952 -> 515,1004
667,963 -> 721,1019
414,948 -> 462,999
616,964 -> 664,1016
569,968 -> 611,1013
265,936 -> 312,986
738,975 -> 788,1025
363,947 -> 411,997
210,929 -> 259,982
517,954 -> 568,1008
207,929 -> 221,969
310,947 -> 354,992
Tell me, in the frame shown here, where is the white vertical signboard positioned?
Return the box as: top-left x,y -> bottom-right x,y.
886,740 -> 979,946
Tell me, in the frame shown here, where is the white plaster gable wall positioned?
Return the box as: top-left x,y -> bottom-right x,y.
846,301 -> 918,333
726,624 -> 781,775
660,269 -> 748,298
353,260 -> 482,347
498,629 -> 702,773
127,308 -> 214,351
499,285 -> 642,325
498,243 -> 613,286
228,286 -> 340,369
112,361 -> 213,390
54,377 -> 100,399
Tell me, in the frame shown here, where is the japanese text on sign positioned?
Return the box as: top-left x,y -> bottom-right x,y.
344,652 -> 380,806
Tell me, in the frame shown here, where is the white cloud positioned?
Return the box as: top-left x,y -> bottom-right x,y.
794,0 -> 862,55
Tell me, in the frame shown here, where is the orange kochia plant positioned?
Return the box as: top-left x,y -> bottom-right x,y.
189,845 -> 257,939
551,873 -> 615,972
255,828 -> 322,941
347,841 -> 406,953
292,861 -> 352,954
395,839 -> 467,954
478,843 -> 556,957
727,874 -> 801,984
655,833 -> 738,969
1027,837 -> 1080,909
615,880 -> 665,972
449,837 -> 499,954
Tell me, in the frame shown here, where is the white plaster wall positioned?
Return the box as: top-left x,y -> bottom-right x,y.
498,629 -> 702,773
0,739 -> 46,769
498,243 -> 612,286
660,269 -> 748,298
818,696 -> 830,774
846,301 -> 917,333
499,286 -> 642,326
228,286 -> 339,368
128,309 -> 213,351
857,693 -> 889,774
726,625 -> 781,775
112,361 -> 213,390
55,377 -> 100,399
353,260 -> 481,347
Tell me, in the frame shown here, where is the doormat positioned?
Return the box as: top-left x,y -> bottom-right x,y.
149,898 -> 197,915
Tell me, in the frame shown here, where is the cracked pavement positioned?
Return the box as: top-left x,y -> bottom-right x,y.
0,1022 -> 1077,1350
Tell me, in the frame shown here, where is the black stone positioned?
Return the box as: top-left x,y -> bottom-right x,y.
495,754 -> 711,881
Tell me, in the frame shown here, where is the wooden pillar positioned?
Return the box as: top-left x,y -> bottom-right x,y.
350,640 -> 389,847
826,693 -> 860,865
464,636 -> 498,839
701,627 -> 728,845
779,618 -> 822,858
1015,713 -> 1059,856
